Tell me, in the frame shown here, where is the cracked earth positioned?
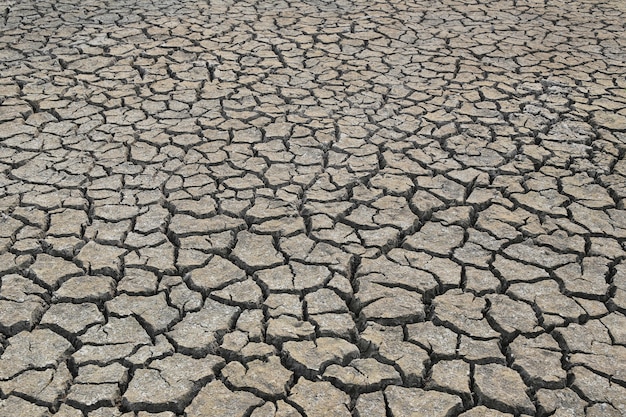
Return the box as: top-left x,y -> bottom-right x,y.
0,0 -> 626,415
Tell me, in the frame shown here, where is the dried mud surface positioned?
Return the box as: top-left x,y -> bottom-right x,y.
1,0 -> 626,416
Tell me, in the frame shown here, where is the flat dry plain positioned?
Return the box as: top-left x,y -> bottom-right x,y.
0,0 -> 625,415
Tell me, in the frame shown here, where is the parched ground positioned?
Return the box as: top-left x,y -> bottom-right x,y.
1,0 -> 626,415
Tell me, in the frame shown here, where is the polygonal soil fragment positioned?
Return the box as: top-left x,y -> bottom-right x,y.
40,302 -> 105,336
323,358 -> 402,392
474,363 -> 535,415
212,278 -> 264,307
123,353 -> 224,412
509,334 -> 566,388
283,337 -> 360,377
188,255 -> 246,292
0,362 -> 72,406
355,391 -> 387,417
384,386 -> 463,417
427,359 -> 471,399
403,222 -> 465,255
105,293 -> 179,334
288,379 -> 351,417
0,328 -> 73,380
222,356 -> 294,398
266,316 -> 315,344
184,380 -> 263,417
432,289 -> 500,339
232,231 -> 285,271
75,241 -> 127,277
360,323 -> 429,384
167,299 -> 239,356
54,275 -> 116,303
30,253 -> 83,289
0,396 -> 49,417
66,383 -> 121,409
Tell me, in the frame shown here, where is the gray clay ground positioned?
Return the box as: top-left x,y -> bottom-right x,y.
1,0 -> 626,415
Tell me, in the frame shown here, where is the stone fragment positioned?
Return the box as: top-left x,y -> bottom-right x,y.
570,343 -> 626,385
250,400 -> 301,417
124,242 -> 177,274
52,404 -> 84,417
79,316 -> 152,347
360,323 -> 429,384
169,214 -> 246,236
135,205 -> 170,233
601,312 -> 626,345
309,313 -> 357,339
292,262 -> 333,290
117,268 -> 159,294
416,175 -> 466,203
250,403 -> 276,417
586,403 -> 623,417
94,204 -> 140,221
571,366 -> 626,415
47,209 -> 89,237
507,280 -> 586,327
552,319 -> 612,352
355,281 -> 425,325
72,344 -> 144,367
0,291 -> 46,335
465,267 -> 501,294
236,309 -> 265,341
168,281 -> 203,313
569,203 -> 626,238
125,334 -> 175,366
510,190 -> 568,215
